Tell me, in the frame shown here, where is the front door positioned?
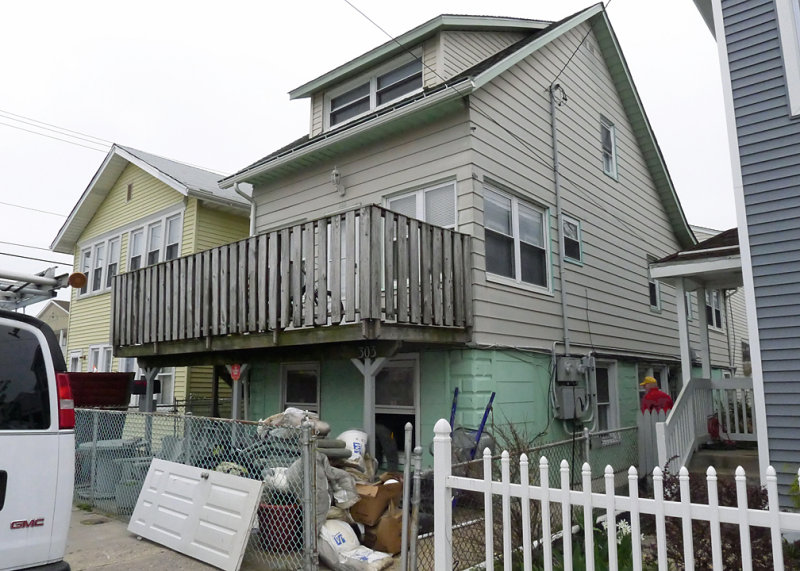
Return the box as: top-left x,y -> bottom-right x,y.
374,356 -> 419,470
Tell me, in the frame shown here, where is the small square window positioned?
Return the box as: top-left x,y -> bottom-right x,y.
601,117 -> 617,178
281,363 -> 320,414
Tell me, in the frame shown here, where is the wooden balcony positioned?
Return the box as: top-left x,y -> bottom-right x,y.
112,205 -> 473,361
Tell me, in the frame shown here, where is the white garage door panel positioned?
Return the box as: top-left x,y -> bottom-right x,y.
128,459 -> 263,571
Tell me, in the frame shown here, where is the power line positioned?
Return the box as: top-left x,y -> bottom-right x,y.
0,239 -> 71,256
0,251 -> 72,266
0,200 -> 67,217
0,120 -> 108,153
0,109 -> 113,147
550,0 -> 613,87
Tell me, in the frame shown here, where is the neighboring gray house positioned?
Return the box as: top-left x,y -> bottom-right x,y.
35,299 -> 70,360
111,6 -> 740,466
695,0 -> 800,504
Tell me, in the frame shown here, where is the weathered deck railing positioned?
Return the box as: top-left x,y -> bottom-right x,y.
656,376 -> 755,468
112,205 -> 473,347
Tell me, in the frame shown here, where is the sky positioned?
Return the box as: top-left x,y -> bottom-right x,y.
0,0 -> 733,312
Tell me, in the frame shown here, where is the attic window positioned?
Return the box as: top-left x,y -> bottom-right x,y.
326,53 -> 422,129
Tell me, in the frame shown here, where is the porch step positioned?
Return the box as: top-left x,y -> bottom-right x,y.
687,447 -> 759,479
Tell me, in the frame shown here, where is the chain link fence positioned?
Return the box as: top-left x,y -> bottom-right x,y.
413,425 -> 639,571
74,409 -> 316,570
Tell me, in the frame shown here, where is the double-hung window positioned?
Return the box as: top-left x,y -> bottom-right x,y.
165,215 -> 181,260
327,53 -> 422,129
387,182 -> 456,228
484,186 -> 549,289
79,236 -> 122,295
88,344 -> 112,372
133,212 -> 182,268
129,229 -> 144,270
648,258 -> 661,311
601,116 -> 617,178
706,290 -> 724,329
562,216 -> 582,263
146,222 -> 163,266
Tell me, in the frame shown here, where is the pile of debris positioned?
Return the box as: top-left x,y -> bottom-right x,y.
258,408 -> 406,570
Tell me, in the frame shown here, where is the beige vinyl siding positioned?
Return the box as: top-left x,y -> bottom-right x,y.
311,93 -> 325,137
81,163 -> 185,242
422,35 -> 441,88
439,30 -> 527,80
182,197 -> 199,254
253,107 -> 473,231
466,23 -> 690,360
193,205 -> 249,252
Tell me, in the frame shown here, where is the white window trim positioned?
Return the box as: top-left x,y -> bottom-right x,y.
484,185 -> 552,294
648,259 -> 662,312
77,235 -> 122,298
323,50 -> 423,131
706,289 -> 725,331
155,367 -> 175,406
594,360 -> 619,444
385,180 -> 457,229
776,0 -> 800,116
685,291 -> 695,321
562,215 -> 583,264
280,362 -> 321,414
600,116 -> 618,179
375,354 -> 421,448
69,350 -> 82,373
87,344 -> 112,373
128,211 -> 184,270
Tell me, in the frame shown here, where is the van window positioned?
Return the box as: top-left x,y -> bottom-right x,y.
0,324 -> 50,430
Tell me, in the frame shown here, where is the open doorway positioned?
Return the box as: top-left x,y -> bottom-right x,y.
374,355 -> 419,471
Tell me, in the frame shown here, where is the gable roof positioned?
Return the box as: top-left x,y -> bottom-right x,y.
51,144 -> 249,254
35,299 -> 70,319
650,227 -> 741,290
222,5 -> 694,248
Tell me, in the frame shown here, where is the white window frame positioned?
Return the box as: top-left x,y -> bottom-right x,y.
69,350 -> 82,373
685,291 -> 695,321
484,185 -> 552,293
78,235 -> 122,297
562,215 -> 583,264
385,181 -> 457,229
600,116 -> 618,179
88,344 -> 113,372
155,367 -> 175,406
776,0 -> 800,116
374,354 -> 421,448
324,51 -> 423,131
648,259 -> 661,312
128,228 -> 144,271
706,289 -> 725,330
594,360 -> 619,442
280,362 -> 321,414
129,212 -> 183,269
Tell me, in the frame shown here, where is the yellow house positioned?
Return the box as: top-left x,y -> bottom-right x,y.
51,145 -> 250,410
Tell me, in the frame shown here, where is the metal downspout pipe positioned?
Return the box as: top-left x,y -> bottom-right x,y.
550,84 -> 571,356
234,182 -> 256,236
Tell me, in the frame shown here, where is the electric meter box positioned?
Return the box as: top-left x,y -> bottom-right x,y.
555,385 -> 588,420
556,356 -> 584,385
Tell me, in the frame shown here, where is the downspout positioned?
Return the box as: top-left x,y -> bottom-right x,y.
550,84 -> 571,356
234,182 -> 256,236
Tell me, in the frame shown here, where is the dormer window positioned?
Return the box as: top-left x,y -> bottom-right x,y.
326,53 -> 423,129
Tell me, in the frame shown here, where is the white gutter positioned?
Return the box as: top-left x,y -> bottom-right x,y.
221,83 -> 471,189
234,183 -> 256,236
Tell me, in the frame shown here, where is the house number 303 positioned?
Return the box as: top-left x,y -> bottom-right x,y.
358,345 -> 377,359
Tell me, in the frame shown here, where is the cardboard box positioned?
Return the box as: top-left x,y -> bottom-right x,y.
349,473 -> 403,526
362,506 -> 403,555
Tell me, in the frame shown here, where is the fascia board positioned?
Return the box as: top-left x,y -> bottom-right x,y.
289,15 -> 549,100
50,146 -> 121,253
649,255 -> 741,280
471,4 -> 604,91
187,188 -> 251,213
221,83 -> 472,188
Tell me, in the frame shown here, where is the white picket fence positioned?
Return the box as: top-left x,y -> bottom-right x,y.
432,419 -> 800,571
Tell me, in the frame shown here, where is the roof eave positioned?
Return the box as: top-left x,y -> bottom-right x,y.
289,15 -> 549,100
650,254 -> 741,280
221,82 -> 473,188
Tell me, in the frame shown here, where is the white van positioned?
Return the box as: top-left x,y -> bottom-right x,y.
0,309 -> 75,571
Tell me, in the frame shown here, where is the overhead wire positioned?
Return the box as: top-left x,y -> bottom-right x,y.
0,240 -> 72,257
0,108 -> 113,147
340,0 -> 657,249
0,200 -> 67,217
0,251 -> 72,265
0,119 -> 108,153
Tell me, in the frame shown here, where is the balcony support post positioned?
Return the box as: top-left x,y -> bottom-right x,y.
351,356 -> 387,461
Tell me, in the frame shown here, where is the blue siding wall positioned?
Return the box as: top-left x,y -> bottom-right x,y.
724,0 -> 800,503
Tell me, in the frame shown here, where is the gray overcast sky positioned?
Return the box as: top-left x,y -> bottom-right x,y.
0,0 -> 733,307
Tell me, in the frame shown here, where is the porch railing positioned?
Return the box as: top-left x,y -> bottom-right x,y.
656,376 -> 755,469
112,205 -> 473,347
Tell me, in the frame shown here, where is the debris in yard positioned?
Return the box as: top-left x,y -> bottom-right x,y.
350,473 -> 403,527
318,519 -> 393,571
257,407 -> 331,437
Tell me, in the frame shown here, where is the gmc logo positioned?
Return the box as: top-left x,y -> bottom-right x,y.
10,518 -> 44,530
